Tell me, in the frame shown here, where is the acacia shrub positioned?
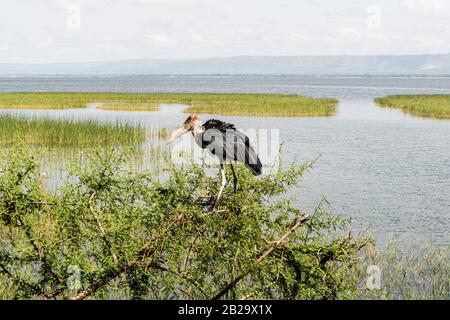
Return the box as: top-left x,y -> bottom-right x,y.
0,148 -> 369,300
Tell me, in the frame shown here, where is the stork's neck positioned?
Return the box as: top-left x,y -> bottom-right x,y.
191,121 -> 204,136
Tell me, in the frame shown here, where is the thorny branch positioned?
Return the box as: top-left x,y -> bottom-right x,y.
211,215 -> 311,300
67,213 -> 186,300
88,191 -> 118,264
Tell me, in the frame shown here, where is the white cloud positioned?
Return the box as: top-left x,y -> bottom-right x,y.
27,33 -> 55,48
128,0 -> 198,6
145,34 -> 177,47
401,0 -> 450,14
0,0 -> 449,63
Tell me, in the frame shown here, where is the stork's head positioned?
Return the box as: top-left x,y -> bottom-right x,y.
166,114 -> 200,144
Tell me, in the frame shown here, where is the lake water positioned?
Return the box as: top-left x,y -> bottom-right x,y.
1,75 -> 450,246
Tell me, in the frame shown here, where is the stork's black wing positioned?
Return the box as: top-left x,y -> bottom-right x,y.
203,119 -> 236,132
201,120 -> 262,176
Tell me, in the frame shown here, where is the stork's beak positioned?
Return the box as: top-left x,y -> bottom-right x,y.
166,126 -> 189,145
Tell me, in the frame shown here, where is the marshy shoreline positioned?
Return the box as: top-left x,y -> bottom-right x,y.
375,94 -> 450,119
0,92 -> 338,117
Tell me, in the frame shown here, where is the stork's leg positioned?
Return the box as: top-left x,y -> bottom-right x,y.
201,149 -> 206,167
230,163 -> 238,194
214,163 -> 227,209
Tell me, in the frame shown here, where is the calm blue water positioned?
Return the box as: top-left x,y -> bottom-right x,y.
1,75 -> 450,246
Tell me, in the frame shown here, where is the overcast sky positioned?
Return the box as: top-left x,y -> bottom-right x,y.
1,0 -> 449,63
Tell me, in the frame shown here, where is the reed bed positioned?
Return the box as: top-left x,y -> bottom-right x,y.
0,92 -> 338,116
0,121 -> 172,192
0,93 -> 163,110
375,94 -> 450,119
185,93 -> 338,116
151,127 -> 171,140
353,239 -> 449,300
0,115 -> 146,147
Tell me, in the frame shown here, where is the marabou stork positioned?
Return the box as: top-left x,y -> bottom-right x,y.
166,114 -> 262,208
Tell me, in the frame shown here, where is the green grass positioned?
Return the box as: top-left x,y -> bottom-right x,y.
353,239 -> 449,300
0,115 -> 146,147
0,92 -> 338,117
148,127 -> 171,140
375,95 -> 450,119
0,93 -> 164,110
184,93 -> 338,117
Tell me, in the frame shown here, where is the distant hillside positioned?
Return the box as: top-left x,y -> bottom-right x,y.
1,54 -> 450,75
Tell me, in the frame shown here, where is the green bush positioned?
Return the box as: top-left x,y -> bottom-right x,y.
0,148 -> 369,300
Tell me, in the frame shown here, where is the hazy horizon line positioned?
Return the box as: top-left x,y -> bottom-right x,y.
2,52 -> 450,66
